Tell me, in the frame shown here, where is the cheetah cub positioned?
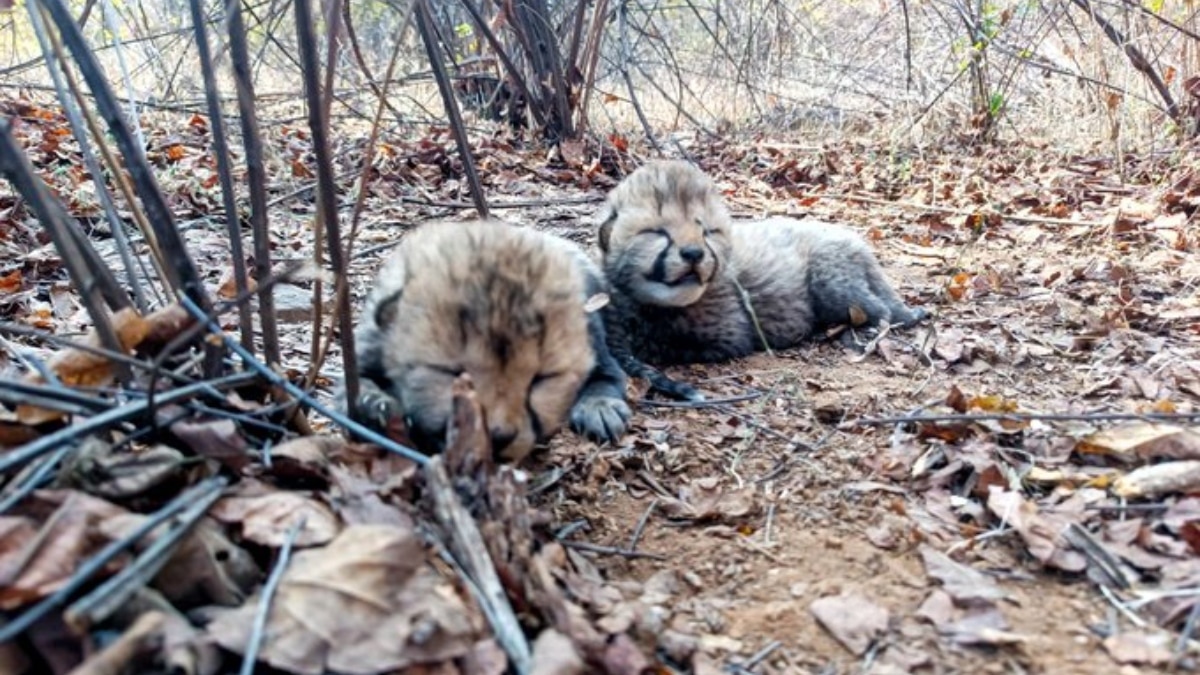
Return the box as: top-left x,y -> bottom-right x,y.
595,160 -> 928,400
348,220 -> 631,462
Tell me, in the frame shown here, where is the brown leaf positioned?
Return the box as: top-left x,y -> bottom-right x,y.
67,610 -> 166,675
267,436 -> 336,486
209,490 -> 340,547
945,384 -> 968,413
17,307 -> 151,425
291,159 -> 314,178
660,477 -> 759,523
137,303 -> 195,356
530,629 -> 584,675
916,589 -> 955,627
602,633 -> 654,675
0,269 -> 21,294
933,328 -> 966,363
99,515 -> 261,608
0,491 -> 130,610
1113,460 -> 1200,499
918,545 -> 1008,603
944,605 -> 1025,646
809,591 -> 890,656
1078,423 -> 1200,461
169,417 -> 250,470
559,139 -> 586,169
207,525 -> 481,675
985,488 -> 1086,572
217,267 -> 257,300
1102,631 -> 1172,666
57,440 -> 186,500
460,640 -> 507,675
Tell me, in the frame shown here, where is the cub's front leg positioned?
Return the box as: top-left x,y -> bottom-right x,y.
569,310 -> 633,443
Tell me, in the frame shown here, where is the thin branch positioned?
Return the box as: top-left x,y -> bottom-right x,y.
293,0 -> 362,409
225,0 -> 282,367
854,410 -> 1200,426
190,0 -> 255,353
240,516 -> 305,675
1070,0 -> 1180,121
414,0 -> 490,218
0,372 -> 259,476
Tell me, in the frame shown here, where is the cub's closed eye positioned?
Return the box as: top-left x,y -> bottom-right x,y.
531,372 -> 563,386
638,227 -> 671,240
425,364 -> 464,377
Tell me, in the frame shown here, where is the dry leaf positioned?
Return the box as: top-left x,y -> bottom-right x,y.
530,629 -> 584,675
207,524 -> 482,675
170,417 -> 250,470
98,515 -> 260,608
1112,460 -> 1200,499
809,592 -> 890,656
918,545 -> 1008,603
1078,424 -> 1200,461
660,477 -> 759,523
209,491 -> 340,547
17,307 -> 151,425
1102,631 -> 1172,666
57,440 -> 185,499
0,491 -> 130,610
986,488 -> 1086,572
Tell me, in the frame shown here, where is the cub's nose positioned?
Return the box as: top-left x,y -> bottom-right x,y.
490,427 -> 518,453
679,245 -> 705,263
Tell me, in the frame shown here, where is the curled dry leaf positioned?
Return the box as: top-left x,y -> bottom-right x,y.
0,490 -> 129,610
918,545 -> 1008,603
986,488 -> 1087,572
169,417 -> 250,471
265,435 -> 336,485
16,307 -> 150,425
207,524 -> 483,675
660,476 -> 760,523
1078,423 -> 1200,461
209,490 -> 340,547
809,591 -> 890,656
1112,460 -> 1200,499
56,439 -> 186,500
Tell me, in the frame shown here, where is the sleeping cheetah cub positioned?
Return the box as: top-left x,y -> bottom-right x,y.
347,220 -> 631,462
595,160 -> 928,400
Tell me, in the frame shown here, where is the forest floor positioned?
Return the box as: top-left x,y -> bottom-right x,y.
4,98 -> 1200,674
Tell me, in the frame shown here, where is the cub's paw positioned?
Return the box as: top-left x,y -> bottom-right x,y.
904,306 -> 931,327
342,383 -> 413,446
355,388 -> 404,431
648,373 -> 705,402
569,394 -> 632,444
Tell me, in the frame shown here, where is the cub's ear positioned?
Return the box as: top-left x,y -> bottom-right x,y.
594,205 -> 617,253
372,290 -> 403,329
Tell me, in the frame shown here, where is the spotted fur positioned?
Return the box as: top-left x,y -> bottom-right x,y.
347,220 -> 630,462
595,160 -> 928,400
